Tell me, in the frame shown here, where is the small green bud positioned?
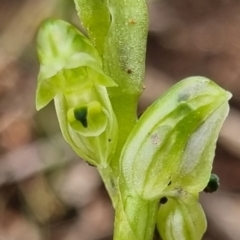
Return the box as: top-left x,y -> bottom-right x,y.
36,19 -> 118,167
157,193 -> 207,240
204,174 -> 220,193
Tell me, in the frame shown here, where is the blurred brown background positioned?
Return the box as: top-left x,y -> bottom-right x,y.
0,0 -> 239,239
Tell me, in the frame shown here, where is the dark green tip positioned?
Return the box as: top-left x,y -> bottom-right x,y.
74,107 -> 88,128
204,174 -> 220,193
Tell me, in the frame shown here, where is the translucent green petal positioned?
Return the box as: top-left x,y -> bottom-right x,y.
157,193 -> 206,240
120,77 -> 231,200
37,19 -> 101,68
64,53 -> 116,87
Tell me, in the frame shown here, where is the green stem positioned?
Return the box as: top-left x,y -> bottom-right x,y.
101,0 -> 148,192
99,94 -> 138,210
113,195 -> 159,240
98,166 -> 118,208
109,94 -> 139,173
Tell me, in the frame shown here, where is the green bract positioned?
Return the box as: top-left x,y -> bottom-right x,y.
155,102 -> 228,239
120,77 -> 231,200
118,77 -> 231,239
73,0 -> 111,56
36,19 -> 118,167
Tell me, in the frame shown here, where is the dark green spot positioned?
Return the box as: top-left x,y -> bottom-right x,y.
127,69 -> 132,74
160,197 -> 168,204
204,174 -> 220,193
74,107 -> 88,128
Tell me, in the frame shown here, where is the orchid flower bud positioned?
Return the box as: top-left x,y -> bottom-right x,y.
36,19 -> 118,167
157,192 -> 206,240
204,174 -> 220,193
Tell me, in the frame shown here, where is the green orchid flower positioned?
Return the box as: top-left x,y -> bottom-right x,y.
119,77 -> 231,239
36,19 -> 118,167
